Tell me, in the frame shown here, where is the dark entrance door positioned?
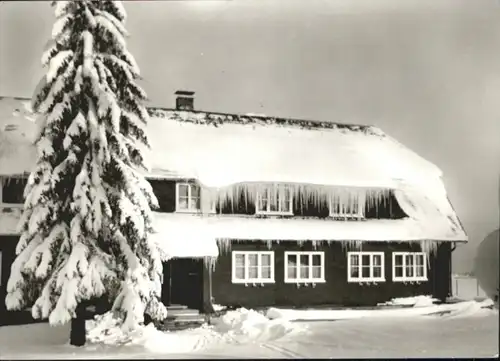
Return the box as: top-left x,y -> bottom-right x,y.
163,258 -> 204,310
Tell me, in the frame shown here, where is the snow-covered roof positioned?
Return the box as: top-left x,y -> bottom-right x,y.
145,108 -> 443,189
147,212 -> 466,243
151,212 -> 219,258
0,96 -> 467,242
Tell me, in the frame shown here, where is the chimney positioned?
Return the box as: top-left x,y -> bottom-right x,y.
175,90 -> 195,111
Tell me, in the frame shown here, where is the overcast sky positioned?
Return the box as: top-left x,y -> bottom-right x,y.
1,0 -> 499,272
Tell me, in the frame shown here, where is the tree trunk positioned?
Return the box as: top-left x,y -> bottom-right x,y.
70,304 -> 86,347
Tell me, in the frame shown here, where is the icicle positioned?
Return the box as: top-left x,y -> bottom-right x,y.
419,239 -> 439,265
203,256 -> 217,271
312,240 -> 318,250
216,238 -> 232,253
266,240 -> 272,249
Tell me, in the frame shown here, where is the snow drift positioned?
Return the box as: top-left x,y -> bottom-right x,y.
266,298 -> 496,321
85,308 -> 307,353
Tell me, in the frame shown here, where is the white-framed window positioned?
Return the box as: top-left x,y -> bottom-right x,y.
176,182 -> 216,213
0,176 -> 27,207
392,252 -> 427,282
256,184 -> 293,215
231,251 -> 275,284
347,252 -> 385,283
285,251 -> 325,283
176,182 -> 201,212
329,192 -> 364,218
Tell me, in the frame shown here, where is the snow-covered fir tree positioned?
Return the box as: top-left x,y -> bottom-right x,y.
5,0 -> 167,332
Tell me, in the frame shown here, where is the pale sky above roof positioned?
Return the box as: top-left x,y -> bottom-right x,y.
1,0 -> 499,272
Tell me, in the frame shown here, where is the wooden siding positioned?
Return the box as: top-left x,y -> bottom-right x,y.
364,191 -> 407,219
209,241 -> 451,308
148,179 -> 177,213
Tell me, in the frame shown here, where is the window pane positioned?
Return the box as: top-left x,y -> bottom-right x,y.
178,184 -> 188,197
258,194 -> 268,211
235,254 -> 245,267
248,266 -> 258,279
332,195 -> 340,214
395,255 -> 403,266
361,266 -> 371,278
279,188 -> 291,212
416,255 -> 424,266
235,266 -> 245,279
416,266 -> 424,277
257,190 -> 269,211
350,254 -> 359,266
373,266 -> 382,278
261,254 -> 271,267
312,266 -> 321,279
300,265 -> 309,278
395,266 -> 403,277
345,194 -> 353,214
191,185 -> 200,198
350,265 -> 359,278
190,197 -> 200,210
248,254 -> 258,267
405,255 -> 414,267
362,254 -> 370,266
406,264 -> 414,277
373,255 -> 382,266
287,255 -> 297,279
312,254 -> 321,266
352,196 -> 359,214
261,266 -> 271,279
280,196 -> 290,212
179,197 -> 189,209
300,254 -> 309,266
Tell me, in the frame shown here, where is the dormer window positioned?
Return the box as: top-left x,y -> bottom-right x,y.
330,191 -> 364,219
176,183 -> 201,212
0,176 -> 27,207
256,184 -> 293,216
175,182 -> 215,213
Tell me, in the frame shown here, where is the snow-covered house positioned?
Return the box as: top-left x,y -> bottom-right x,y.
0,93 -> 467,320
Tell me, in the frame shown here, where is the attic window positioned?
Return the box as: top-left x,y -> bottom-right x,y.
176,183 -> 201,212
256,185 -> 293,216
0,176 -> 27,206
330,191 -> 364,219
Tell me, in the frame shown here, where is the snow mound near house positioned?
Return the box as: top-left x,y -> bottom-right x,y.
85,308 -> 306,353
439,298 -> 496,318
211,307 -> 308,344
377,295 -> 438,308
266,298 -> 497,321
86,313 -> 223,353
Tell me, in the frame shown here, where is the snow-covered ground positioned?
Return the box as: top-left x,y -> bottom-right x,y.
0,299 -> 498,359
